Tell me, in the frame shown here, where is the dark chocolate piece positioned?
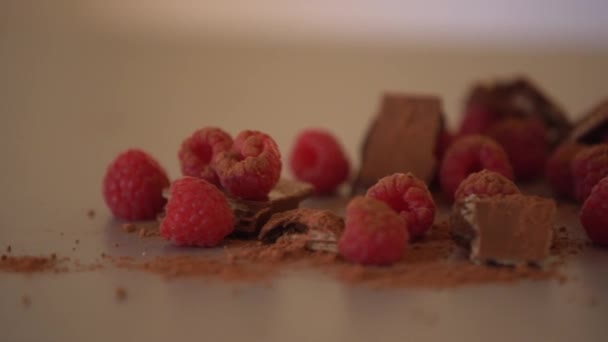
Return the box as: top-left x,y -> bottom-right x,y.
450,194 -> 555,265
227,179 -> 314,235
569,98 -> 608,144
353,93 -> 443,191
466,77 -> 571,145
259,208 -> 344,244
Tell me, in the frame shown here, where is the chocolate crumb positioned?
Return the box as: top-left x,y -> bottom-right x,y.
75,239 -> 79,244
1,255 -> 6,261
122,223 -> 137,233
7,245 -> 12,253
21,295 -> 31,308
72,247 -> 76,252
115,287 -> 127,301
114,243 -> 119,247
51,253 -> 57,260
87,209 -> 96,219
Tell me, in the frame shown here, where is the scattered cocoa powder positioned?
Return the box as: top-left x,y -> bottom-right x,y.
115,287 -> 127,301
122,223 -> 137,233
122,222 -> 159,238
0,254 -> 69,273
87,209 -> 96,219
21,295 -> 31,308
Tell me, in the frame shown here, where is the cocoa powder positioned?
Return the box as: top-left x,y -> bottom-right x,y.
101,220 -> 576,288
0,254 -> 69,273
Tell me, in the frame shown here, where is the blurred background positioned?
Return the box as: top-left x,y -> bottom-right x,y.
2,0 -> 608,196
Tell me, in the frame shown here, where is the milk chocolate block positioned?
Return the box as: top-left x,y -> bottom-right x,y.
353,93 -> 443,190
569,98 -> 608,143
227,179 -> 314,235
450,194 -> 556,265
467,77 -> 571,145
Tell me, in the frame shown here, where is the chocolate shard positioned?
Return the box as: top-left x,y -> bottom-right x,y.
259,208 -> 344,252
569,98 -> 608,144
353,93 -> 443,191
466,77 -> 571,145
450,194 -> 556,265
227,179 -> 314,235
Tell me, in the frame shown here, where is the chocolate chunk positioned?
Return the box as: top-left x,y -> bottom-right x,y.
227,179 -> 314,235
353,93 -> 443,191
466,77 -> 571,145
569,98 -> 608,144
259,208 -> 344,252
450,194 -> 556,265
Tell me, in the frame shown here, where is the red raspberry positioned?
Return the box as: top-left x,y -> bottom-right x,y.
580,176 -> 608,246
338,197 -> 408,265
103,149 -> 169,220
213,130 -> 282,200
178,127 -> 233,186
487,118 -> 549,180
366,173 -> 435,239
160,177 -> 235,247
440,135 -> 514,200
572,144 -> 608,202
458,105 -> 500,135
289,129 -> 350,194
546,141 -> 584,199
454,169 -> 520,202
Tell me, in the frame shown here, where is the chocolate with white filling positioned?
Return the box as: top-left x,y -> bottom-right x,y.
450,194 -> 556,265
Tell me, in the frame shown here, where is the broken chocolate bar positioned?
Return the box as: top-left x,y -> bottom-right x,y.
569,98 -> 608,144
450,194 -> 556,265
353,93 -> 443,191
258,208 -> 344,252
466,77 -> 571,145
226,179 -> 314,235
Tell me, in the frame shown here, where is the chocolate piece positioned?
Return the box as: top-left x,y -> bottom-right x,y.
353,93 -> 443,190
259,208 -> 344,252
227,179 -> 314,235
467,77 -> 571,145
450,194 -> 555,265
569,98 -> 608,143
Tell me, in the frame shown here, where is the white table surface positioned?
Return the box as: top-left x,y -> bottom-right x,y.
2,3 -> 608,340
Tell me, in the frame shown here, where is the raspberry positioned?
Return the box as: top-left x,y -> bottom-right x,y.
580,176 -> 608,246
439,135 -> 514,200
213,130 -> 282,200
454,169 -> 520,202
289,129 -> 350,194
103,149 -> 169,220
338,197 -> 408,265
487,118 -> 549,180
178,127 -> 233,185
458,105 -> 501,135
366,173 -> 435,239
572,144 -> 608,202
546,141 -> 584,199
160,177 -> 235,247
